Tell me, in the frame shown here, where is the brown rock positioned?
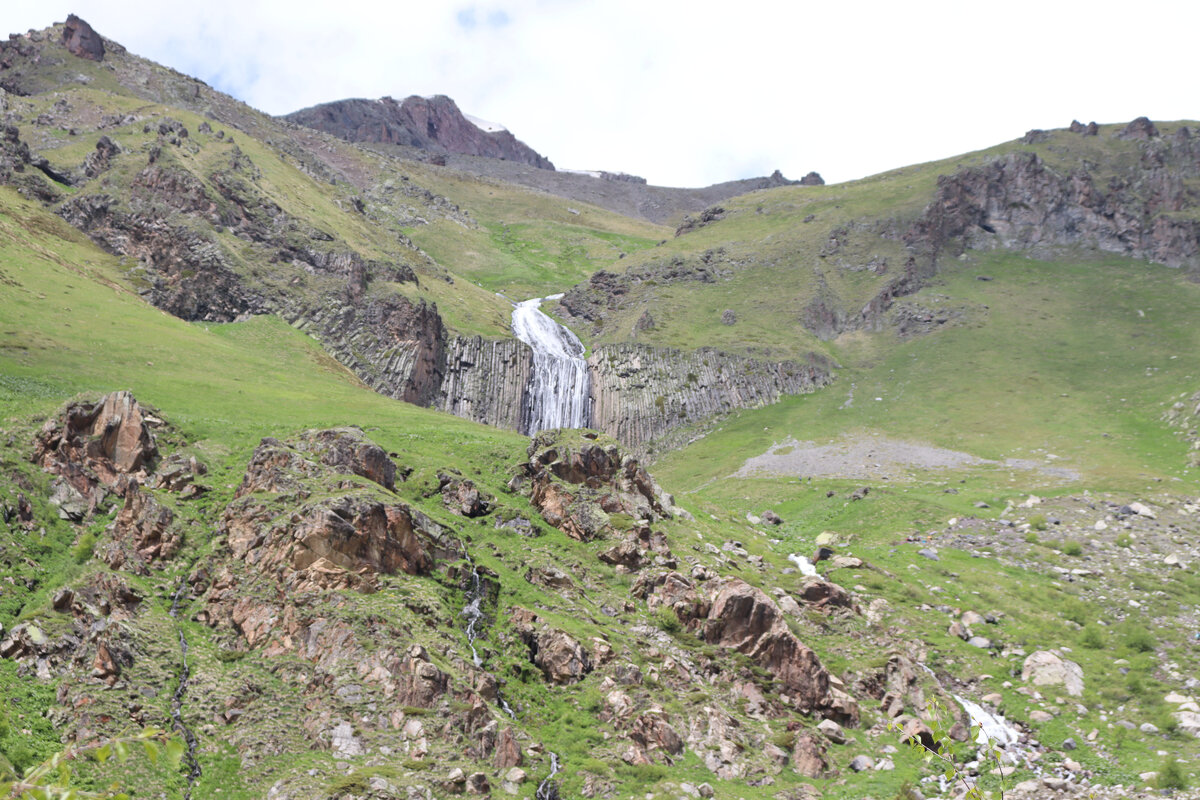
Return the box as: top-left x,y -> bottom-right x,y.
629,712 -> 684,762
795,576 -> 854,610
792,733 -> 829,778
519,431 -> 674,541
1117,116 -> 1159,140
799,172 -> 825,186
438,472 -> 492,517
34,391 -> 159,500
703,579 -> 857,723
511,608 -> 593,684
286,94 -> 555,169
105,485 -> 180,573
62,14 -> 105,61
494,727 -> 523,769
396,645 -> 450,707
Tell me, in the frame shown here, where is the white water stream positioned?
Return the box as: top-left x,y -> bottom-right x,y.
953,694 -> 1023,761
535,752 -> 561,800
788,553 -> 819,576
511,296 -> 590,435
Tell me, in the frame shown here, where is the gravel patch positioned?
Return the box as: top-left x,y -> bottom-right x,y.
732,433 -> 1080,481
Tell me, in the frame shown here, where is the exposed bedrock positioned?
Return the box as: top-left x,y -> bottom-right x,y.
587,344 -> 833,452
907,136 -> 1200,276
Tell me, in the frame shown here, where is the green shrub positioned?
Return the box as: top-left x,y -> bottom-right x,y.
1062,540 -> 1083,556
1122,625 -> 1156,653
71,531 -> 97,563
654,605 -> 681,634
1157,758 -> 1188,790
1079,625 -> 1106,649
1024,531 -> 1040,544
1029,514 -> 1048,531
1116,532 -> 1133,548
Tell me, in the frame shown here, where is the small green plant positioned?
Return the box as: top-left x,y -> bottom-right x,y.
1079,624 -> 1106,649
1157,757 -> 1188,790
72,531 -> 97,563
0,727 -> 182,799
1121,624 -> 1156,653
890,698 -> 1007,800
1062,540 -> 1083,556
1029,513 -> 1048,531
1116,532 -> 1133,548
1024,531 -> 1040,544
654,605 -> 681,634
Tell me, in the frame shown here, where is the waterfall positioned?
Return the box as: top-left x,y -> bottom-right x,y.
461,559 -> 486,667
536,752 -> 561,800
788,553 -> 818,576
953,694 -> 1023,762
511,296 -> 590,435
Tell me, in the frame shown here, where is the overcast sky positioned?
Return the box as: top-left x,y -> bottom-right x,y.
5,1 -> 1198,187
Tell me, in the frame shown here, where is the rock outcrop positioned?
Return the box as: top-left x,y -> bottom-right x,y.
589,344 -> 833,453
511,608 -> 592,684
516,430 -> 676,540
284,95 -> 555,170
61,14 -> 104,61
222,430 -> 461,592
33,391 -> 160,520
906,141 -> 1200,276
702,579 -> 858,723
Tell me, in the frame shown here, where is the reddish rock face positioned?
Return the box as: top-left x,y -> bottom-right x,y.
510,608 -> 593,684
284,94 -> 555,170
223,431 -> 458,592
703,579 -> 858,724
519,431 -> 675,541
62,14 -> 104,61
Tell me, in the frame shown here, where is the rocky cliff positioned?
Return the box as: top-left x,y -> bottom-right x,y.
589,344 -> 833,453
906,119 -> 1200,278
284,95 -> 555,170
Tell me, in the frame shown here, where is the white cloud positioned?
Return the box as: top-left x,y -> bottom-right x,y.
4,1 -> 1198,187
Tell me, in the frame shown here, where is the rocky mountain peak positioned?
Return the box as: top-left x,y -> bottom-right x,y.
284,94 -> 555,170
61,14 -> 104,61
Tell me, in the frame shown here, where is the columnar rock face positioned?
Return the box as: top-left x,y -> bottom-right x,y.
434,336 -> 532,430
284,95 -> 555,170
588,344 -> 833,452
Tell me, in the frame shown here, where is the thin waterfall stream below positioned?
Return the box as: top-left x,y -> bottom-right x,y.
535,751 -> 561,800
461,557 -> 486,667
511,295 -> 590,435
169,578 -> 202,797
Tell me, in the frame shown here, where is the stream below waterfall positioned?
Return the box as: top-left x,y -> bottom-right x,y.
461,558 -> 486,667
511,296 -> 589,435
535,751 -> 561,800
169,579 -> 202,797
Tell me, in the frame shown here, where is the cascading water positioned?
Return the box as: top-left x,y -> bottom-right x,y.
511,296 -> 589,435
788,553 -> 818,576
535,752 -> 561,800
169,578 -> 202,798
953,695 -> 1023,761
462,559 -> 486,667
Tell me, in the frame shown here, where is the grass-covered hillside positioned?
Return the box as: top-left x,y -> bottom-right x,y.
0,16 -> 1198,800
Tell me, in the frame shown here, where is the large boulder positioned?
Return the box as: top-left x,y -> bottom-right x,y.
1021,650 -> 1084,696
703,579 -> 857,723
222,431 -> 458,591
62,14 -> 105,61
511,608 -> 592,684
